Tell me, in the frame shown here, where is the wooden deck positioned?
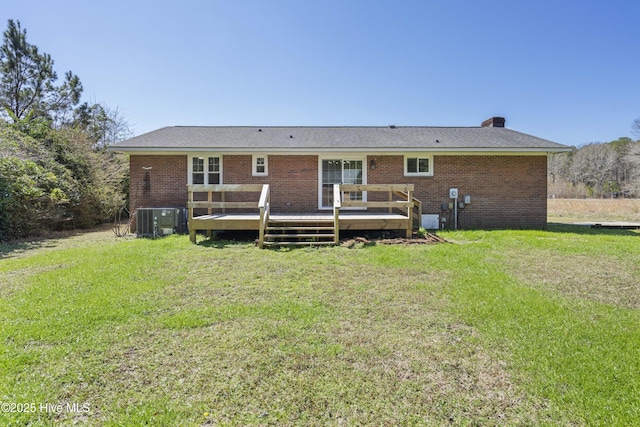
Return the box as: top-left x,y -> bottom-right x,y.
190,212 -> 411,231
187,184 -> 421,247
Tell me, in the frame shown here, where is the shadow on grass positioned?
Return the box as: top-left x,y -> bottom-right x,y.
197,238 -> 331,251
196,231 -> 259,249
547,223 -> 640,236
0,230 -> 87,259
197,239 -> 255,249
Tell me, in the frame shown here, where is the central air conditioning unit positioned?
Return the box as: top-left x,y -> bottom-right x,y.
136,208 -> 188,238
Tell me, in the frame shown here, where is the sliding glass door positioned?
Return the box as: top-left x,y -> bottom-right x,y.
320,158 -> 365,209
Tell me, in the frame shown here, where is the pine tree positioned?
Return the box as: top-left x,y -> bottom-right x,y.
0,19 -> 82,124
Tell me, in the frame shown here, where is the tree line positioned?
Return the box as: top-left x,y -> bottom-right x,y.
0,20 -> 129,241
548,134 -> 640,198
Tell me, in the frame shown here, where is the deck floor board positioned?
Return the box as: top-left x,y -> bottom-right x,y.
191,212 -> 409,222
190,212 -> 411,231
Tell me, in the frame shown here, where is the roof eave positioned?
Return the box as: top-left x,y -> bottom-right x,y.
109,146 -> 572,154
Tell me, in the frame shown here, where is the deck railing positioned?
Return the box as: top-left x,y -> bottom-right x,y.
187,184 -> 269,243
187,183 -> 418,245
333,184 -> 342,244
393,190 -> 422,231
258,185 -> 270,248
335,184 -> 415,238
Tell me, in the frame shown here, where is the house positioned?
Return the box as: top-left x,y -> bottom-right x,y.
110,117 -> 570,245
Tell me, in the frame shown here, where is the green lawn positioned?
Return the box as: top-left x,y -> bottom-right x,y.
1,225 -> 639,426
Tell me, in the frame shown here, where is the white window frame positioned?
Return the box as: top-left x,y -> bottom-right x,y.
252,154 -> 268,176
404,155 -> 434,176
188,154 -> 223,185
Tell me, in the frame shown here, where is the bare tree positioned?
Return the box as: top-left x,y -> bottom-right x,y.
632,118 -> 640,139
624,142 -> 640,196
566,143 -> 619,197
548,128 -> 637,199
548,151 -> 574,197
72,102 -> 133,148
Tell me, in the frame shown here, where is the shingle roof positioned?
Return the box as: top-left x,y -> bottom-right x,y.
110,125 -> 570,153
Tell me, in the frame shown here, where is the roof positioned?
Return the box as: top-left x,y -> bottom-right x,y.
110,125 -> 571,153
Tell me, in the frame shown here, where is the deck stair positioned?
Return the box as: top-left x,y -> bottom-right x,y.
263,218 -> 336,246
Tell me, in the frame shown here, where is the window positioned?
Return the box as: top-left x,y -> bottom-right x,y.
190,156 -> 221,184
208,157 -> 220,184
192,157 -> 204,184
252,155 -> 268,176
404,155 -> 433,176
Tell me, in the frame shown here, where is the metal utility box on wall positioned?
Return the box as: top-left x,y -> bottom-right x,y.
136,208 -> 188,237
421,214 -> 440,230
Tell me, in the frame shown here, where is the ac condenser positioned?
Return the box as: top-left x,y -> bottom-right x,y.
136,208 -> 188,237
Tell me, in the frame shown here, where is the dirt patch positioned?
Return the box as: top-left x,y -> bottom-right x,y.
341,233 -> 448,248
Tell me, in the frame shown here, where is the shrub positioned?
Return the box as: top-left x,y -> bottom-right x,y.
0,157 -> 55,239
0,123 -> 127,240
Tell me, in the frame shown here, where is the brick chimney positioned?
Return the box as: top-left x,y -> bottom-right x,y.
481,117 -> 505,127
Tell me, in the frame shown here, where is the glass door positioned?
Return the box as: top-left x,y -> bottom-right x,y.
320,158 -> 364,209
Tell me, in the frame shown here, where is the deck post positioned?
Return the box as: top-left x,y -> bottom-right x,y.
406,189 -> 413,238
258,184 -> 270,249
333,184 -> 342,244
188,185 -> 195,243
258,207 -> 265,248
206,192 -> 212,239
414,198 -> 422,231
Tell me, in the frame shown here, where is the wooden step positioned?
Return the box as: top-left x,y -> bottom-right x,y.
262,218 -> 337,247
266,226 -> 335,231
268,219 -> 334,225
265,233 -> 335,239
262,240 -> 336,246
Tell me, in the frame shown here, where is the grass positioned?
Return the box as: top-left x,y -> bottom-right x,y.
548,198 -> 640,223
1,225 -> 639,425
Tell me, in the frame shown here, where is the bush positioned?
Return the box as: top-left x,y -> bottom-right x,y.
0,157 -> 56,239
0,123 -> 127,240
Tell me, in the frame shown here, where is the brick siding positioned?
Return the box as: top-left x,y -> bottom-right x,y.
129,155 -> 187,230
368,155 -> 547,229
224,155 -> 319,212
128,153 -> 547,230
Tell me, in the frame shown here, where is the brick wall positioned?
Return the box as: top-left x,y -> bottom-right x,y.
128,153 -> 548,230
367,155 -> 547,229
129,155 -> 188,230
224,155 -> 318,212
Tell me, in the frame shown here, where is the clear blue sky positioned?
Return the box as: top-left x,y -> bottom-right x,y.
3,0 -> 639,146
